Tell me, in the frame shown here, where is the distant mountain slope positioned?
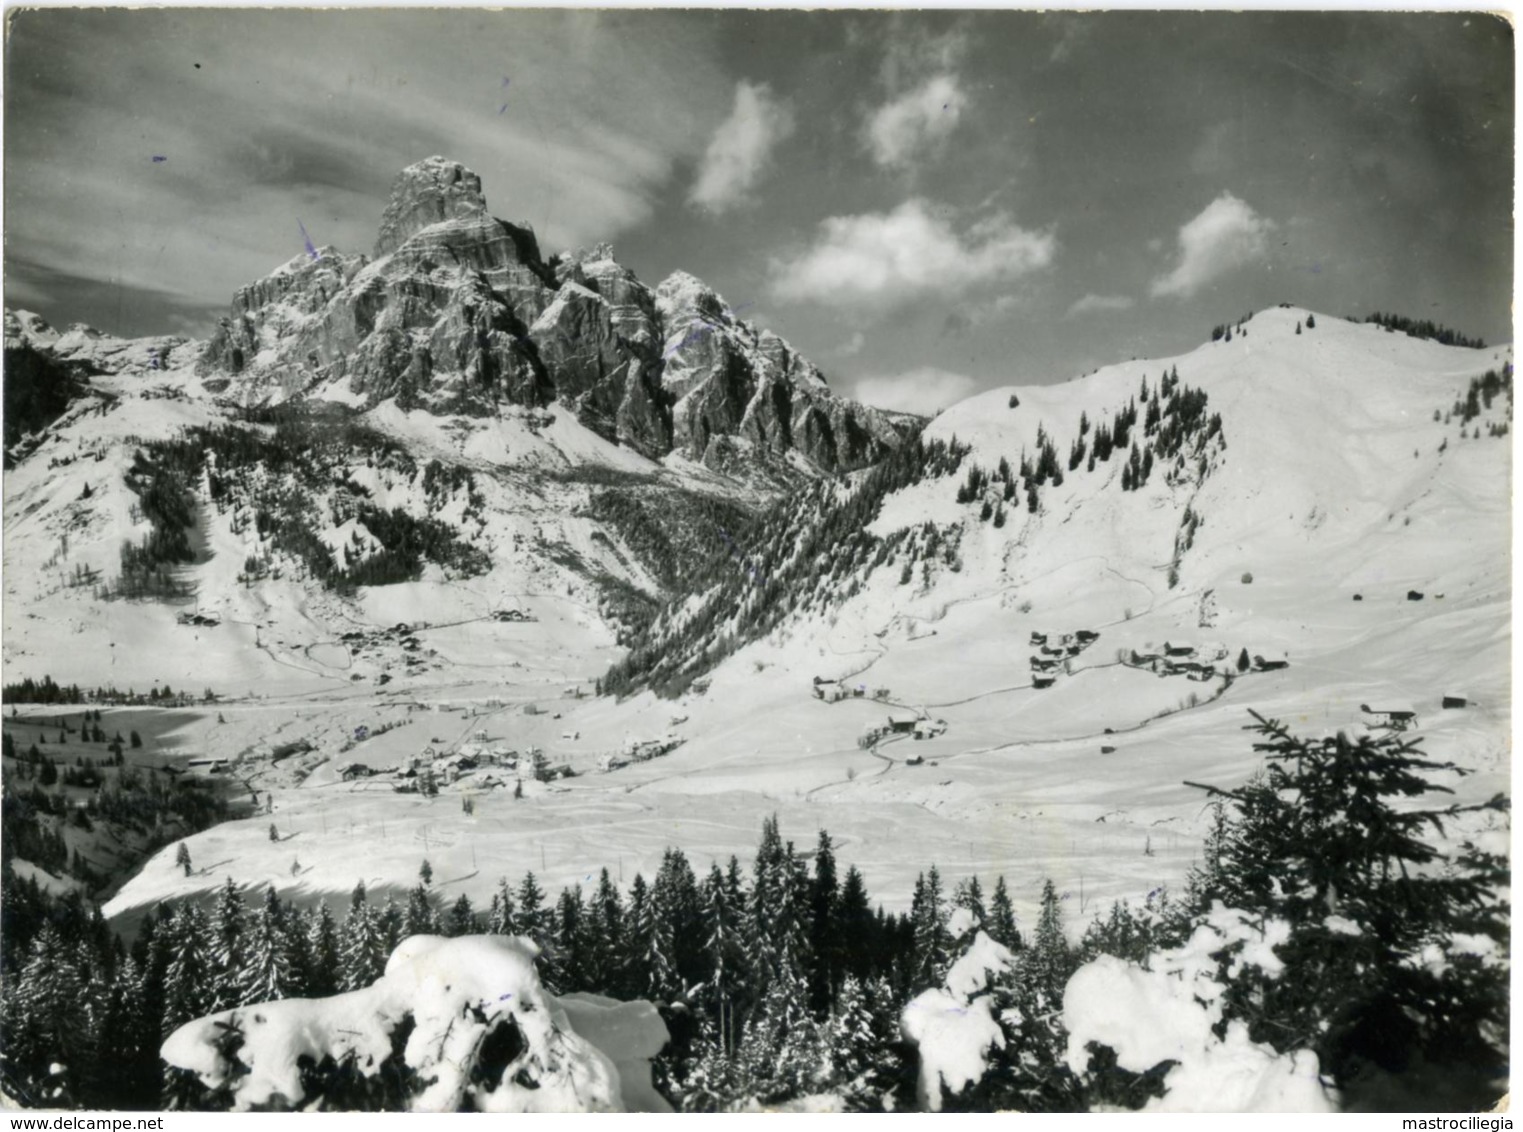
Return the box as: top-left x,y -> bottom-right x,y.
606,307 -> 1513,695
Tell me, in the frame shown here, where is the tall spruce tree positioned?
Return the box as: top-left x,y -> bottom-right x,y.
1186,712 -> 1510,1093
516,872 -> 548,947
548,886 -> 588,993
306,902 -> 340,997
339,882 -> 387,992
910,866 -> 951,991
700,863 -> 748,1058
584,869 -> 624,990
989,876 -> 1021,951
209,878 -> 247,1010
836,865 -> 877,982
653,848 -> 704,990
238,889 -> 302,1005
161,904 -> 215,1035
403,883 -> 438,938
487,877 -> 518,936
446,893 -> 477,938
627,871 -> 679,1001
1028,879 -> 1074,1001
808,830 -> 841,1010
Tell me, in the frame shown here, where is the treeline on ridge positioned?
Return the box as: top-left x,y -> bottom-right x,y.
106,405 -> 489,598
598,431 -> 968,697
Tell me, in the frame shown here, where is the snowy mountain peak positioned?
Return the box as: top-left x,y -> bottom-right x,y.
4,308 -> 60,348
654,270 -> 728,323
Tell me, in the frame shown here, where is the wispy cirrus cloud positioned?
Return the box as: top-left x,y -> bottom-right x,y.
1150,192 -> 1275,298
689,81 -> 795,214
4,9 -> 727,336
768,199 -> 1055,309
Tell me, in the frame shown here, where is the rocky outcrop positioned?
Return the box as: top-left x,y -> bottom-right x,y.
655,272 -> 908,476
374,157 -> 490,258
199,158 -> 557,410
200,247 -> 369,382
530,245 -> 670,456
198,158 -> 907,478
4,312 -> 90,454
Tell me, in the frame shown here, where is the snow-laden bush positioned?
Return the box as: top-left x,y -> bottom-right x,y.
900,909 -> 1017,1112
161,934 -> 669,1112
1062,903 -> 1335,1112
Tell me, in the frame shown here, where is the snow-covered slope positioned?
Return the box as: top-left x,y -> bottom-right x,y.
95,309 -> 1511,937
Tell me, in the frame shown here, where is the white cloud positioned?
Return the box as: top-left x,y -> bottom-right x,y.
1150,193 -> 1275,298
850,366 -> 979,417
988,293 -> 1024,318
1068,293 -> 1136,316
688,81 -> 795,214
832,331 -> 867,357
769,199 -> 1055,309
877,23 -> 968,90
865,74 -> 967,168
943,293 -> 1027,336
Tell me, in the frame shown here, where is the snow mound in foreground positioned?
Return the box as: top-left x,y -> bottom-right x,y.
161,934 -> 670,1112
901,929 -> 1017,1111
1062,904 -> 1336,1112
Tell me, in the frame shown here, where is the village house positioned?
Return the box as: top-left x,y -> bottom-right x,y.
1360,702 -> 1418,730
886,709 -> 919,734
913,718 -> 948,741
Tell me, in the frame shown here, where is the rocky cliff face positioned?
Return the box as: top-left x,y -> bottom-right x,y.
192,157 -> 907,478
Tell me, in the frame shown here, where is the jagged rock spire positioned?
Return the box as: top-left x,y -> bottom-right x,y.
375,157 -> 489,258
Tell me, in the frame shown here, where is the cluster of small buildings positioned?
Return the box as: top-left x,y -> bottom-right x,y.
812,678 -> 866,703
598,734 -> 685,773
343,731 -> 574,788
812,677 -> 892,704
1124,641 -> 1287,683
861,709 -> 947,747
1029,629 -> 1101,689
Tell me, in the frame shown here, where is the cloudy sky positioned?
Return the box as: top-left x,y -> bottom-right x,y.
5,9 -> 1513,413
